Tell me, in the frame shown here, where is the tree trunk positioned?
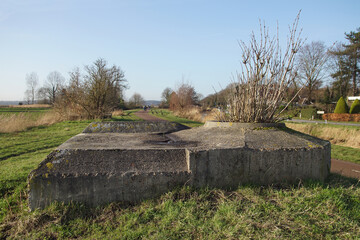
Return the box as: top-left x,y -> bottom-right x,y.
353,57 -> 358,96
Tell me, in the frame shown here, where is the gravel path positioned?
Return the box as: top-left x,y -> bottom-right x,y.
134,111 -> 360,180
134,110 -> 167,121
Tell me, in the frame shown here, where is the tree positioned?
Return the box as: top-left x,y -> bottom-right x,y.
83,58 -> 127,118
349,99 -> 360,114
44,71 -> 65,104
334,96 -> 349,113
169,82 -> 198,111
53,59 -> 128,119
36,87 -> 50,104
161,87 -> 172,107
330,28 -> 360,96
128,93 -> 145,108
25,72 -> 39,104
296,41 -> 330,103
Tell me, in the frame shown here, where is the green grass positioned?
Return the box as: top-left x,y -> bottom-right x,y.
149,109 -> 203,128
1,113 -> 360,239
0,121 -> 92,221
332,145 -> 360,164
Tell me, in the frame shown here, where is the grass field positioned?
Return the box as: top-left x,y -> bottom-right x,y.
0,109 -> 360,238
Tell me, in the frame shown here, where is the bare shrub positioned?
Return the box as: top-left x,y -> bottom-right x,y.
112,110 -> 124,117
53,59 -> 128,119
169,82 -> 200,112
226,12 -> 304,123
172,106 -> 220,123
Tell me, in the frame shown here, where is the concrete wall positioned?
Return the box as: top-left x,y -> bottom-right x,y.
29,172 -> 191,209
187,144 -> 331,188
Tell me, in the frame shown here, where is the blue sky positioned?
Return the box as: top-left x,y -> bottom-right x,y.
1,0 -> 359,101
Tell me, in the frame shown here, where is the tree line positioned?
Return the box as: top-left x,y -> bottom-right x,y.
200,27 -> 359,110
24,58 -> 128,119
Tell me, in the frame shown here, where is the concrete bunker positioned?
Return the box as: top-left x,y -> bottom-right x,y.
28,121 -> 331,210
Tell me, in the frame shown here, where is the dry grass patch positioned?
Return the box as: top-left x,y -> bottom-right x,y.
111,109 -> 124,117
173,107 -> 220,123
286,123 -> 360,148
0,111 -> 61,133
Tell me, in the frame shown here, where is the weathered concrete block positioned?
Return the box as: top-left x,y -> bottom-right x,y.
28,121 -> 331,210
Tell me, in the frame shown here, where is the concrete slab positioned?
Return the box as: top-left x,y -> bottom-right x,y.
28,121 -> 331,210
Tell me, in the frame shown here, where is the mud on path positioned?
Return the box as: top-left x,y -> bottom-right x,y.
331,159 -> 360,180
134,110 -> 167,122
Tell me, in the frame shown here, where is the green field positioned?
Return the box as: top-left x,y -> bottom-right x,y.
0,110 -> 360,239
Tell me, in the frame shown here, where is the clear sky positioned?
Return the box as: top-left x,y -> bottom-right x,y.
1,0 -> 359,101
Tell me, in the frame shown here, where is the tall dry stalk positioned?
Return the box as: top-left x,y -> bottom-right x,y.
226,12 -> 304,123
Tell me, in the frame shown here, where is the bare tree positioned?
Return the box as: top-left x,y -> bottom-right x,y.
25,72 -> 39,104
128,93 -> 145,108
83,58 -> 127,118
36,87 -> 50,104
226,12 -> 304,123
296,41 -> 330,103
44,71 -> 65,104
171,82 -> 198,110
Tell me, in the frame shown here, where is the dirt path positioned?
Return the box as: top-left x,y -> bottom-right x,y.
331,159 -> 360,180
134,111 -> 360,180
134,110 -> 167,121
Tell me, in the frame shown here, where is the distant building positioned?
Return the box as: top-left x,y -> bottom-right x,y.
348,96 -> 360,101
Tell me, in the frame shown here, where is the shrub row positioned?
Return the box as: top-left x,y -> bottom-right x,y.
322,113 -> 360,122
334,97 -> 360,114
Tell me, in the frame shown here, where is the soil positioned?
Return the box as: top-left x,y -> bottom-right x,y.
134,110 -> 360,180
134,110 -> 167,121
331,159 -> 360,180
